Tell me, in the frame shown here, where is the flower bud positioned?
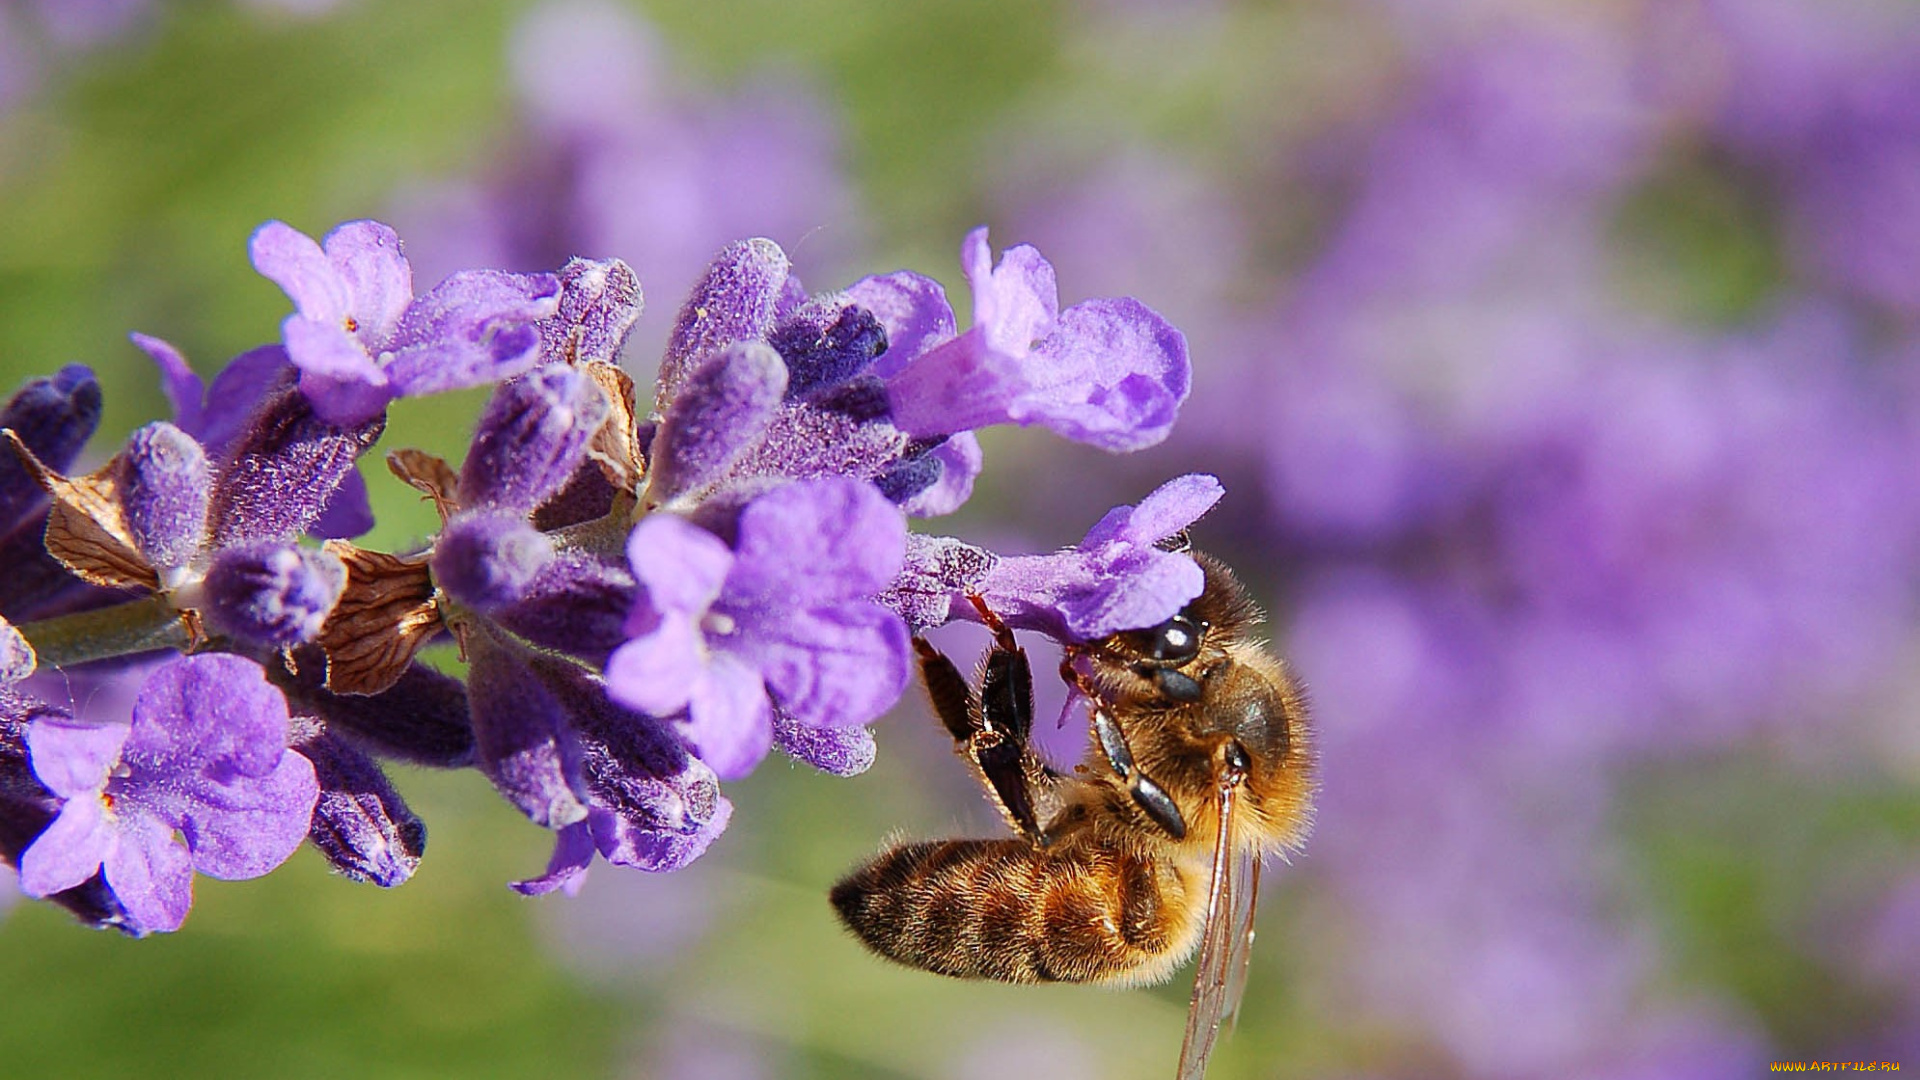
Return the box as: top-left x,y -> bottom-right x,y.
649,342 -> 787,503
657,239 -> 790,409
493,551 -> 636,665
770,301 -> 887,398
277,651 -> 474,768
431,511 -> 555,613
465,630 -> 587,829
208,387 -> 384,547
0,365 -> 102,534
298,730 -> 426,888
460,366 -> 611,513
773,713 -> 876,776
536,257 -> 643,367
118,421 -> 210,570
204,541 -> 347,646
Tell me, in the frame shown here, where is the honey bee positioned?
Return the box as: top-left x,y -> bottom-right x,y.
831,550 -> 1315,1078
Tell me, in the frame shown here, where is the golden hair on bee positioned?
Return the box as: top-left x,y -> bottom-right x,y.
831,551 -> 1314,1077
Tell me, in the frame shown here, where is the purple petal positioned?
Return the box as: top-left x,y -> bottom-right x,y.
625,513 -> 733,616
1082,473 -> 1224,548
846,271 -> 956,377
592,794 -> 732,873
177,748 -> 319,880
1017,297 -> 1189,451
1058,550 -> 1205,642
203,541 -> 348,647
771,714 -> 876,776
681,653 -> 773,781
286,316 -> 388,426
883,329 -> 1029,439
17,795 -> 112,898
321,219 -> 412,344
963,228 -> 1058,353
900,433 -> 982,518
728,478 -> 907,604
511,821 -> 596,897
123,654 -> 291,781
131,333 -> 205,435
649,342 -> 789,504
746,604 -> 910,729
117,421 -> 211,569
381,270 -> 564,399
657,239 -> 791,409
26,715 -> 127,798
306,467 -> 374,540
604,613 -> 705,718
101,813 -> 193,934
250,220 -> 350,325
194,345 -> 297,455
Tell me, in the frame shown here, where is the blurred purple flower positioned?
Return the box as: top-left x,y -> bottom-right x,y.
27,0 -> 148,50
1702,0 -> 1920,311
17,654 -> 317,935
0,9 -> 39,114
605,477 -> 910,779
1488,309 -> 1919,743
393,0 -> 859,365
250,219 -> 562,425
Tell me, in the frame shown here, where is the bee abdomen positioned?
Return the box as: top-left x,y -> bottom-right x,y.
830,839 -> 1189,985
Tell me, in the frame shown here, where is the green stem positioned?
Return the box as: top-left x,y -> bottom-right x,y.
547,492 -> 639,558
15,594 -> 191,669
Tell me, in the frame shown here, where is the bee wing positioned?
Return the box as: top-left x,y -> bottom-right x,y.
1222,846 -> 1260,1029
1176,776 -> 1251,1080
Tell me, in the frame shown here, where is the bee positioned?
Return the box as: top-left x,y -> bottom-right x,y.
831,550 -> 1314,1078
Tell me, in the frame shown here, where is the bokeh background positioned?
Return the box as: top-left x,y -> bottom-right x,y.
2,0 -> 1919,1076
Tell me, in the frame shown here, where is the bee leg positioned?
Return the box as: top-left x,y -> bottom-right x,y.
1061,656 -> 1189,842
914,631 -> 1056,845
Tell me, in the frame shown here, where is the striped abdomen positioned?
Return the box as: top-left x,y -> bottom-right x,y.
830,838 -> 1200,986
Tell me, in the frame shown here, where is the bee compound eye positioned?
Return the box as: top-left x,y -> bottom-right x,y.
1145,614 -> 1202,663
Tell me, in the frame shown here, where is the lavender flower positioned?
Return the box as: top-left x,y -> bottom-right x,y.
1,204 -> 1212,935
250,219 -> 563,425
886,473 -> 1223,641
875,228 -> 1191,453
16,653 -> 317,935
606,478 -> 910,779
640,231 -> 1191,521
